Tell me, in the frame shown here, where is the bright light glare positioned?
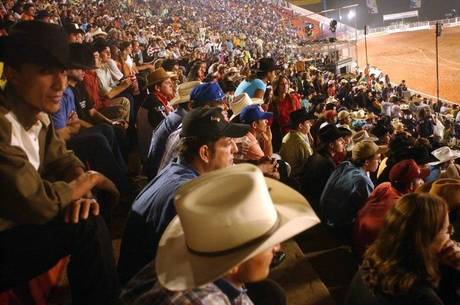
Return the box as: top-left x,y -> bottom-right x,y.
348,10 -> 356,20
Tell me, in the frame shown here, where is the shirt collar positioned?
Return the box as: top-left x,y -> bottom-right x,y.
153,91 -> 171,107
213,279 -> 246,304
1,86 -> 50,130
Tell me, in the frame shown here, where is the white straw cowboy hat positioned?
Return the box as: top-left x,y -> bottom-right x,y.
170,81 -> 202,106
90,27 -> 107,37
229,93 -> 263,121
428,146 -> 460,166
352,109 -> 367,120
156,164 -> 319,291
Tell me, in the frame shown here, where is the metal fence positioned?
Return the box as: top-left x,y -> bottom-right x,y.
357,17 -> 460,38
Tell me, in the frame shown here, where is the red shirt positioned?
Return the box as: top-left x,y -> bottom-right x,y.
83,70 -> 108,110
353,182 -> 402,256
274,93 -> 301,135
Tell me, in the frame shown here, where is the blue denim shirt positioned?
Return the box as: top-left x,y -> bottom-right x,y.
118,161 -> 199,284
320,161 -> 374,228
144,107 -> 187,179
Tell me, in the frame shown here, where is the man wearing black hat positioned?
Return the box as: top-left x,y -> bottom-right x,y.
51,43 -> 130,199
35,10 -> 51,23
299,124 -> 347,212
280,108 -> 315,177
118,107 -> 249,285
64,22 -> 85,43
0,21 -> 119,305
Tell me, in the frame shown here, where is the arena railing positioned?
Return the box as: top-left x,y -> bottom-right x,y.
356,17 -> 460,38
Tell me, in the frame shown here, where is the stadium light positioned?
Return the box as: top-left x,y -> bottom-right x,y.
348,10 -> 356,20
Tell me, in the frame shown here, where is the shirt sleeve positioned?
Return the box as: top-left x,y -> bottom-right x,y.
253,79 -> 267,92
51,94 -> 71,130
0,143 -> 74,225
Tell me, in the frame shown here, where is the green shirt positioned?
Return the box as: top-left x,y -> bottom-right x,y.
280,130 -> 313,177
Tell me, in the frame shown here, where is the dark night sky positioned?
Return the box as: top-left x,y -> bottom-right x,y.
297,0 -> 460,29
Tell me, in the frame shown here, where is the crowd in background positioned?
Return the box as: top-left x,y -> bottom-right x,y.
0,1 -> 459,305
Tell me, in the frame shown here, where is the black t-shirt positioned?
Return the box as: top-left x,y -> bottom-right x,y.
70,82 -> 94,123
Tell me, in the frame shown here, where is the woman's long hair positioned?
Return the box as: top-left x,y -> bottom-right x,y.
271,75 -> 296,111
362,192 -> 448,295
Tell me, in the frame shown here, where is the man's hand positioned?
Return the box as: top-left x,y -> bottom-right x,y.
262,125 -> 272,143
120,77 -> 133,87
69,170 -> 119,205
439,240 -> 460,270
257,158 -> 280,180
93,173 -> 120,207
67,111 -> 81,134
112,119 -> 129,129
64,198 -> 99,223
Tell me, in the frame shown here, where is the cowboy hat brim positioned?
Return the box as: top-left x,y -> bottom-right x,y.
156,177 -> 320,291
169,94 -> 191,106
427,152 -> 460,166
147,71 -> 177,87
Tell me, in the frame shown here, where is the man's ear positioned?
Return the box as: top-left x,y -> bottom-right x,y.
251,121 -> 257,129
198,144 -> 210,164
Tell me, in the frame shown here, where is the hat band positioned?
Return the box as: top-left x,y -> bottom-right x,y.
186,214 -> 281,257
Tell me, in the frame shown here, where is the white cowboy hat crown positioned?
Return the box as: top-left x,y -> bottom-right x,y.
170,81 -> 202,106
156,164 -> 319,291
229,93 -> 263,121
428,146 -> 460,166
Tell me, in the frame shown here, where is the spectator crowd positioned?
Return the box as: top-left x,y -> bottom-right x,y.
0,1 -> 459,305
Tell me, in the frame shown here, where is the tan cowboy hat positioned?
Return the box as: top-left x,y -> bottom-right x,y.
428,146 -> 460,166
229,93 -> 252,121
417,178 -> 460,211
147,67 -> 177,87
156,164 -> 320,291
225,67 -> 243,82
347,130 -> 378,152
352,109 -> 367,120
229,93 -> 263,121
90,27 -> 107,37
169,81 -> 202,106
338,110 -> 351,121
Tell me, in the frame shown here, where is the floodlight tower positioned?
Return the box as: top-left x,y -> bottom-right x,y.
435,21 -> 442,103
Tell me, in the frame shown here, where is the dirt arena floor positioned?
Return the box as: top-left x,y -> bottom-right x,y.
357,26 -> 460,103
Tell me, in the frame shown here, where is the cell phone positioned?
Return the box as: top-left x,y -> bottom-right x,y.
270,251 -> 286,268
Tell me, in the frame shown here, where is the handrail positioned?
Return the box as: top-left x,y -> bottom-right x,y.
356,17 -> 460,38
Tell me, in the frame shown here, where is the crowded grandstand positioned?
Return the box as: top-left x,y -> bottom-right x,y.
0,0 -> 459,305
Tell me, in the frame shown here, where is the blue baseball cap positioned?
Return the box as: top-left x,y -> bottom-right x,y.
240,104 -> 273,124
190,83 -> 225,106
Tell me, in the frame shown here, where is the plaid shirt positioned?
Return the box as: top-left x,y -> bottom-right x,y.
120,261 -> 253,305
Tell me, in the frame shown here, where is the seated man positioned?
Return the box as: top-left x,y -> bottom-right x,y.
157,82 -> 227,172
300,124 -> 347,212
84,39 -> 132,122
0,21 -> 119,305
280,107 -> 315,177
137,67 -> 176,162
120,164 -> 320,305
320,141 -> 387,235
51,43 -> 130,199
236,104 -> 273,162
117,107 -> 249,285
144,80 -> 201,179
353,159 -> 424,256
